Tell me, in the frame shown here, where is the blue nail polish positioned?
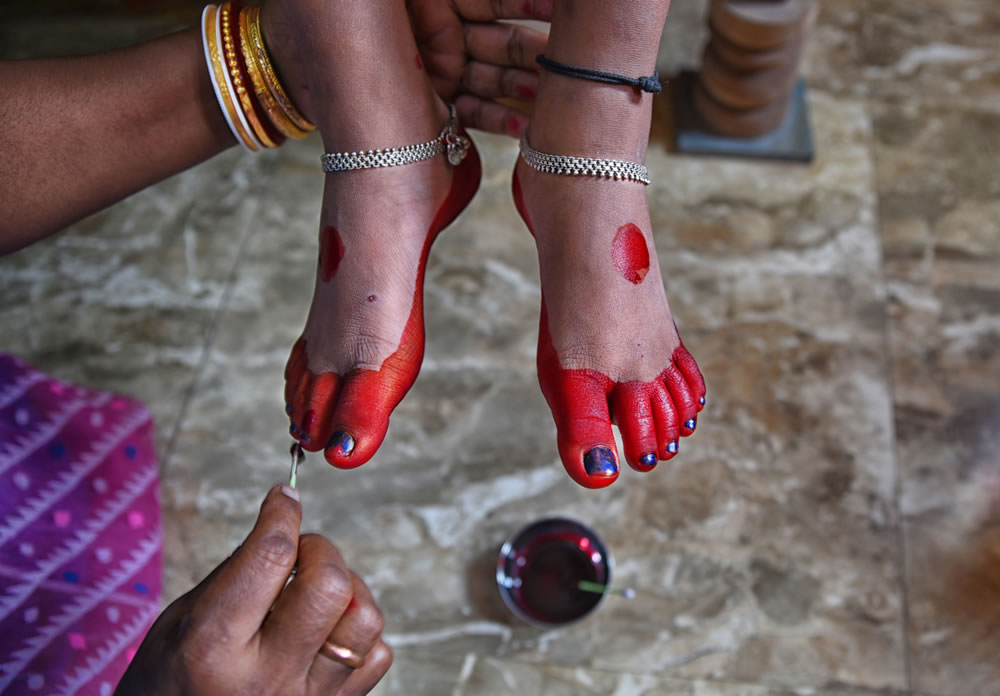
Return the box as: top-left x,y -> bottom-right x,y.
583,447 -> 618,477
328,431 -> 355,456
684,418 -> 696,431
666,441 -> 678,454
301,434 -> 311,444
285,404 -> 293,414
638,453 -> 658,469
699,396 -> 706,406
289,424 -> 299,436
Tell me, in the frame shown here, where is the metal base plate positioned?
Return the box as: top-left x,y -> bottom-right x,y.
671,70 -> 815,162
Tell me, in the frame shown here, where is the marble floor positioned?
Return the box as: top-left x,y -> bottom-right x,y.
2,1 -> 999,694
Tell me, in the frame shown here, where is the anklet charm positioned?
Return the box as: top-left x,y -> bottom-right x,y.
519,136 -> 650,185
320,105 -> 469,173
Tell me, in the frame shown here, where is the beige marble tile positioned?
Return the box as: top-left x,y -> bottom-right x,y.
0,146 -> 278,457
161,89 -> 906,693
860,0 -> 1000,111
450,658 -> 906,696
874,98 -> 1000,696
368,653 -> 907,696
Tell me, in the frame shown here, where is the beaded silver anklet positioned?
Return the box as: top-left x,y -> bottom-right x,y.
320,105 -> 470,173
519,137 -> 650,185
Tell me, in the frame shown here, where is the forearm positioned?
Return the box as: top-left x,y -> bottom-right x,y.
0,25 -> 235,254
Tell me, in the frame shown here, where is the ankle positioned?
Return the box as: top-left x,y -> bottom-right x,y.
527,75 -> 654,161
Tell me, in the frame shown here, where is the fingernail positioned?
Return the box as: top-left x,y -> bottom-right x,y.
328,431 -> 355,457
285,403 -> 293,414
278,484 -> 300,502
638,453 -> 658,469
583,447 -> 618,477
699,396 -> 706,406
684,418 -> 696,431
666,441 -> 678,454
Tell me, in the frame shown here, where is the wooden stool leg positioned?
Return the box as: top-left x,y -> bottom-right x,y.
670,0 -> 818,161
694,0 -> 817,138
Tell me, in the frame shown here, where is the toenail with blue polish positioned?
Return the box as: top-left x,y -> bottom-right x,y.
639,453 -> 658,469
328,431 -> 355,456
583,447 -> 618,477
666,441 -> 678,454
285,404 -> 293,414
699,396 -> 706,406
684,418 -> 696,431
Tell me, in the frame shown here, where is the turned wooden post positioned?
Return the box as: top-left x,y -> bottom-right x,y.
693,0 -> 818,138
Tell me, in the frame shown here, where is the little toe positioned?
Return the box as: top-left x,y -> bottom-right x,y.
661,360 -> 699,437
650,381 -> 680,461
673,342 -> 707,413
612,383 -> 659,473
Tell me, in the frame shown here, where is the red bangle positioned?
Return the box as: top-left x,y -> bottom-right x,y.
222,1 -> 285,148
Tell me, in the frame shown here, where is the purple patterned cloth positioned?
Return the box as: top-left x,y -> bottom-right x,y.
0,353 -> 162,695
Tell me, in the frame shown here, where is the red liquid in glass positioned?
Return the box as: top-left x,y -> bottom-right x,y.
511,533 -> 608,624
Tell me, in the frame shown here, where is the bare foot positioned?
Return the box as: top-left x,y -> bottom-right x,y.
277,0 -> 481,468
513,2 -> 705,488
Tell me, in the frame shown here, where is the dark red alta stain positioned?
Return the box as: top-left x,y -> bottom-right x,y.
319,225 -> 345,282
415,53 -> 424,71
612,223 -> 650,284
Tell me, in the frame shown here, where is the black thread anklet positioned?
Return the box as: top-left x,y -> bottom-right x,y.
535,54 -> 662,94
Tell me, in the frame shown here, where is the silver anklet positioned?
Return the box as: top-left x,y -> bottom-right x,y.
320,104 -> 470,173
519,136 -> 650,185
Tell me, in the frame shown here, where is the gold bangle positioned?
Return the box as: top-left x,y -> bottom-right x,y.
205,4 -> 259,151
248,6 -> 316,133
239,7 -> 309,140
221,2 -> 279,148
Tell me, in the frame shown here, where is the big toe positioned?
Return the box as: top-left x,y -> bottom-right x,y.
322,366 -> 411,470
543,369 -> 620,489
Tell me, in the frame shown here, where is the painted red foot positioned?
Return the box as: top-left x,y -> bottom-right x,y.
514,168 -> 706,489
284,140 -> 481,469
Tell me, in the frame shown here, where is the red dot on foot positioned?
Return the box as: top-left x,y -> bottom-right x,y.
612,223 -> 650,284
367,294 -> 376,302
507,114 -> 523,135
320,225 -> 345,282
515,85 -> 536,101
415,53 -> 424,71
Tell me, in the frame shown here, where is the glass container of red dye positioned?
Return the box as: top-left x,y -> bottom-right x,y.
496,517 -> 612,627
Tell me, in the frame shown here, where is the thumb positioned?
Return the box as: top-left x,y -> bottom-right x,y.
194,484 -> 303,640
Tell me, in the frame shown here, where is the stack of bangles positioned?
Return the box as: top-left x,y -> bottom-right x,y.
201,2 -> 315,151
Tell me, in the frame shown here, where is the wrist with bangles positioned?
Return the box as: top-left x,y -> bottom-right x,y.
201,1 -> 315,151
